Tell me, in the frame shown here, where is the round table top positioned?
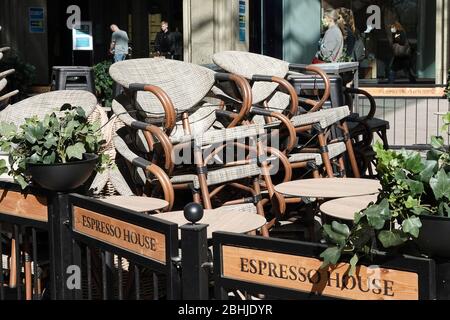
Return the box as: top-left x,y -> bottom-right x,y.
99,196 -> 169,213
320,194 -> 379,221
275,178 -> 381,199
153,209 -> 267,239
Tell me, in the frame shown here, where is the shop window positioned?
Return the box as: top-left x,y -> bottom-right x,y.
322,0 -> 436,84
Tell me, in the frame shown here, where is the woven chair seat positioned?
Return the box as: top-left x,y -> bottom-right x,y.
176,123 -> 266,146
109,58 -> 216,117
289,142 -> 347,166
290,106 -> 350,129
0,90 -> 97,126
171,163 -> 261,189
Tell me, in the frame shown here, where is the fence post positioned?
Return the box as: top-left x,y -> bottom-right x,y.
48,193 -> 82,300
180,203 -> 210,300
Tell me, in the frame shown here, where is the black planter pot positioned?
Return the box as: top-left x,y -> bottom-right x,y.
27,153 -> 98,192
416,214 -> 450,259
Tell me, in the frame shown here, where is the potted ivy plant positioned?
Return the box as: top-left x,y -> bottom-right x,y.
0,104 -> 110,191
320,112 -> 450,274
93,60 -> 114,108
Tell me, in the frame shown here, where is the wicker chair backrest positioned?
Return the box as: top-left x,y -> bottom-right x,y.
213,51 -> 290,104
0,90 -> 97,126
109,58 -> 216,118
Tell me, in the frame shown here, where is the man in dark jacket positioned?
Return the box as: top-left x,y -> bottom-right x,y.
154,21 -> 172,58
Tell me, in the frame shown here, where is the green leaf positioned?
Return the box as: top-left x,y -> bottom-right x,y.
402,217 -> 422,238
378,230 -> 409,248
28,152 -> 42,164
443,112 -> 450,123
405,196 -> 419,209
354,211 -> 364,224
43,133 -> 58,149
364,198 -> 391,230
75,107 -> 86,119
66,143 -> 86,161
0,122 -> 17,138
0,159 -> 8,175
331,221 -> 350,237
430,169 -> 450,200
42,151 -> 56,164
431,136 -> 445,149
320,247 -> 342,269
404,179 -> 424,196
412,206 -> 426,216
14,175 -> 28,190
323,225 -> 347,247
349,254 -> 359,276
404,152 -> 425,173
27,123 -> 46,141
419,160 -> 438,183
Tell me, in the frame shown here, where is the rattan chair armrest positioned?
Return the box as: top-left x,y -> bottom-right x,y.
214,73 -> 252,128
126,82 -> 176,133
250,106 -> 297,153
0,69 -> 15,80
112,99 -> 174,172
289,64 -> 331,112
0,90 -> 18,103
114,135 -> 175,210
251,74 -> 299,117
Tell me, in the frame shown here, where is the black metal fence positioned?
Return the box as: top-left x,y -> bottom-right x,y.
0,181 -> 447,301
0,183 -> 48,300
356,96 -> 450,149
0,182 -> 182,300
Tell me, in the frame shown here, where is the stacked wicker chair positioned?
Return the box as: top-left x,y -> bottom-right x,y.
212,51 -> 361,179
0,47 -> 19,108
109,58 -> 293,236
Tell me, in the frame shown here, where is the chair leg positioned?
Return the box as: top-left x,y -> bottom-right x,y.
338,157 -> 346,177
194,147 -> 213,209
24,239 -> 32,300
192,190 -> 202,204
317,132 -> 334,178
252,178 -> 269,237
340,122 -> 361,178
9,239 -> 17,288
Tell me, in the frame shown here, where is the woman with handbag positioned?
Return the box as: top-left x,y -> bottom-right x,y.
388,22 -> 416,83
312,9 -> 344,64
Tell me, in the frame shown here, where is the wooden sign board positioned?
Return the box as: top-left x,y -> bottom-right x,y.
221,246 -> 419,300
0,189 -> 48,222
73,207 -> 166,264
364,87 -> 445,98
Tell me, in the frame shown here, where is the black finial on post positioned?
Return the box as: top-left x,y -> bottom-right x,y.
184,203 -> 204,225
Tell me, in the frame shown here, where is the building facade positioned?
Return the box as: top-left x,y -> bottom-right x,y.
0,0 -> 448,85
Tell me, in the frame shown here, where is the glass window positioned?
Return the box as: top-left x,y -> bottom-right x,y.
322,0 -> 436,84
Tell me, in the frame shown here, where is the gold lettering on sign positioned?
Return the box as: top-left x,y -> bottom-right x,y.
73,207 -> 166,264
0,189 -> 47,222
222,246 -> 419,300
364,87 -> 445,98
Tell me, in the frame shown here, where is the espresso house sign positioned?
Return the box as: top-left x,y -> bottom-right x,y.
221,246 -> 419,300
73,207 -> 166,264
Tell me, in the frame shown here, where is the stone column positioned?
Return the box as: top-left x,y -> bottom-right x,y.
436,0 -> 450,84
183,0 -> 249,64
